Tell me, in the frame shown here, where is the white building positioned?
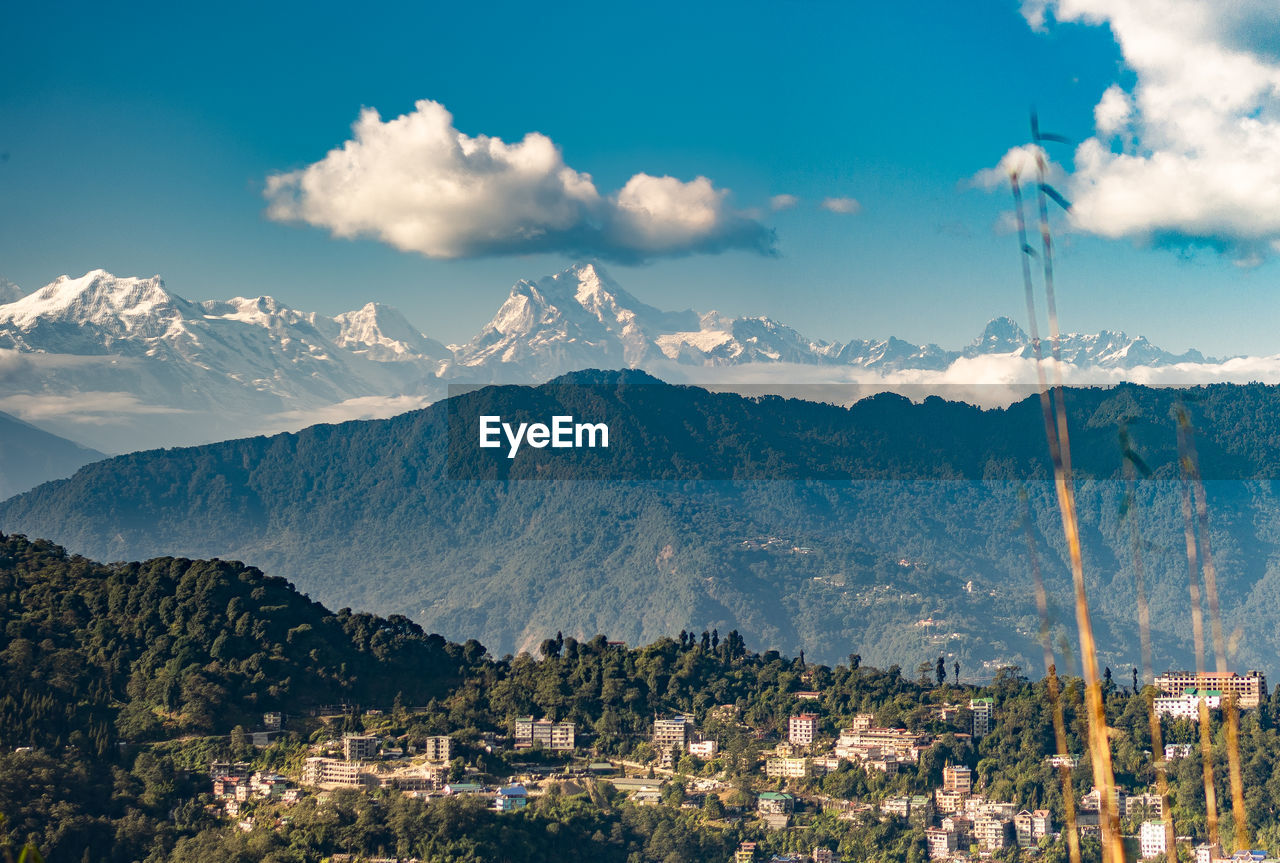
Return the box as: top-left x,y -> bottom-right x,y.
766,757 -> 809,779
1154,689 -> 1221,721
1140,820 -> 1168,859
970,698 -> 993,737
688,739 -> 718,759
789,713 -> 819,746
925,827 -> 958,859
1154,670 -> 1267,708
974,815 -> 1009,850
303,757 -> 366,787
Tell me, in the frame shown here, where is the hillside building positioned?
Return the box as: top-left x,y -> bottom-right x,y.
342,735 -> 378,762
1154,670 -> 1266,708
789,713 -> 819,746
970,698 -> 993,737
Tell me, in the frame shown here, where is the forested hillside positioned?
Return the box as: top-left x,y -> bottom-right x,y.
6,535 -> 1280,862
6,373 -> 1280,672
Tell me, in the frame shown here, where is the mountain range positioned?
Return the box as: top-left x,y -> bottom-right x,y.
7,371 -> 1280,675
0,263 -> 1224,460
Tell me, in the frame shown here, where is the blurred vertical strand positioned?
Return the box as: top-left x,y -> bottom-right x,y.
1176,411 -> 1220,847
1120,431 -> 1176,863
1020,488 -> 1082,863
1179,408 -> 1248,849
1031,146 -> 1126,863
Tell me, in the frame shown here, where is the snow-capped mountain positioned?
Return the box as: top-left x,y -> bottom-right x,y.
0,270 -> 452,452
0,262 -> 1237,457
451,264 -> 1212,380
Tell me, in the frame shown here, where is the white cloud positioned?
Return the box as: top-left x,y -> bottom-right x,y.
253,394 -> 437,432
0,391 -> 189,424
664,352 -> 1280,410
769,194 -> 799,211
1093,84 -> 1132,138
820,196 -> 862,214
1018,0 -> 1280,262
264,99 -> 774,262
970,144 -> 1063,190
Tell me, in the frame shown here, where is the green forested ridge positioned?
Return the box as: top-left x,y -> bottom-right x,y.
6,373 -> 1280,671
6,536 -> 1280,861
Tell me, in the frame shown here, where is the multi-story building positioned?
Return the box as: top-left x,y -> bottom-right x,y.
1014,809 -> 1053,847
210,761 -> 252,780
1080,785 -> 1130,826
836,727 -> 931,762
1154,689 -> 1222,720
494,784 -> 529,812
542,720 -> 575,750
688,739 -> 718,759
942,764 -> 972,794
974,816 -> 1010,850
653,716 -> 693,752
1165,743 -> 1195,760
422,735 -> 452,762
812,847 -> 836,863
935,788 -> 967,814
942,813 -> 971,829
303,757 -> 367,787
1140,820 -> 1169,859
881,796 -> 912,818
810,755 -> 841,775
342,735 -> 378,762
734,841 -> 757,863
514,717 -> 575,750
925,827 -> 959,859
1125,792 -> 1163,820
970,698 -> 994,737
851,713 -> 874,731
262,712 -> 283,731
766,757 -> 809,779
1154,671 -> 1267,708
789,713 -> 819,746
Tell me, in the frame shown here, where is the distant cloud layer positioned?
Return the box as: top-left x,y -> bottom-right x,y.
264,100 -> 774,262
820,197 -> 861,214
1016,0 -> 1280,263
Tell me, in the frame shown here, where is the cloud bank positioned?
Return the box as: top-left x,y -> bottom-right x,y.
264,100 -> 774,263
820,196 -> 862,214
1013,0 -> 1280,263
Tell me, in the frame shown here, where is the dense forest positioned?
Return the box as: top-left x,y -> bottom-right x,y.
6,533 -> 1280,862
5,375 -> 1280,672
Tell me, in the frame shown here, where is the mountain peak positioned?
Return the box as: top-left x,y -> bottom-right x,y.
974,316 -> 1029,350
0,270 -> 183,329
334,301 -> 449,361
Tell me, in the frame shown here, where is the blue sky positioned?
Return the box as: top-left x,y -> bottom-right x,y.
4,0 -> 1278,357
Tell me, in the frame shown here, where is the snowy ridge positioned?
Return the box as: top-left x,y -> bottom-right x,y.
0,263 -> 1236,454
450,264 -> 1212,381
